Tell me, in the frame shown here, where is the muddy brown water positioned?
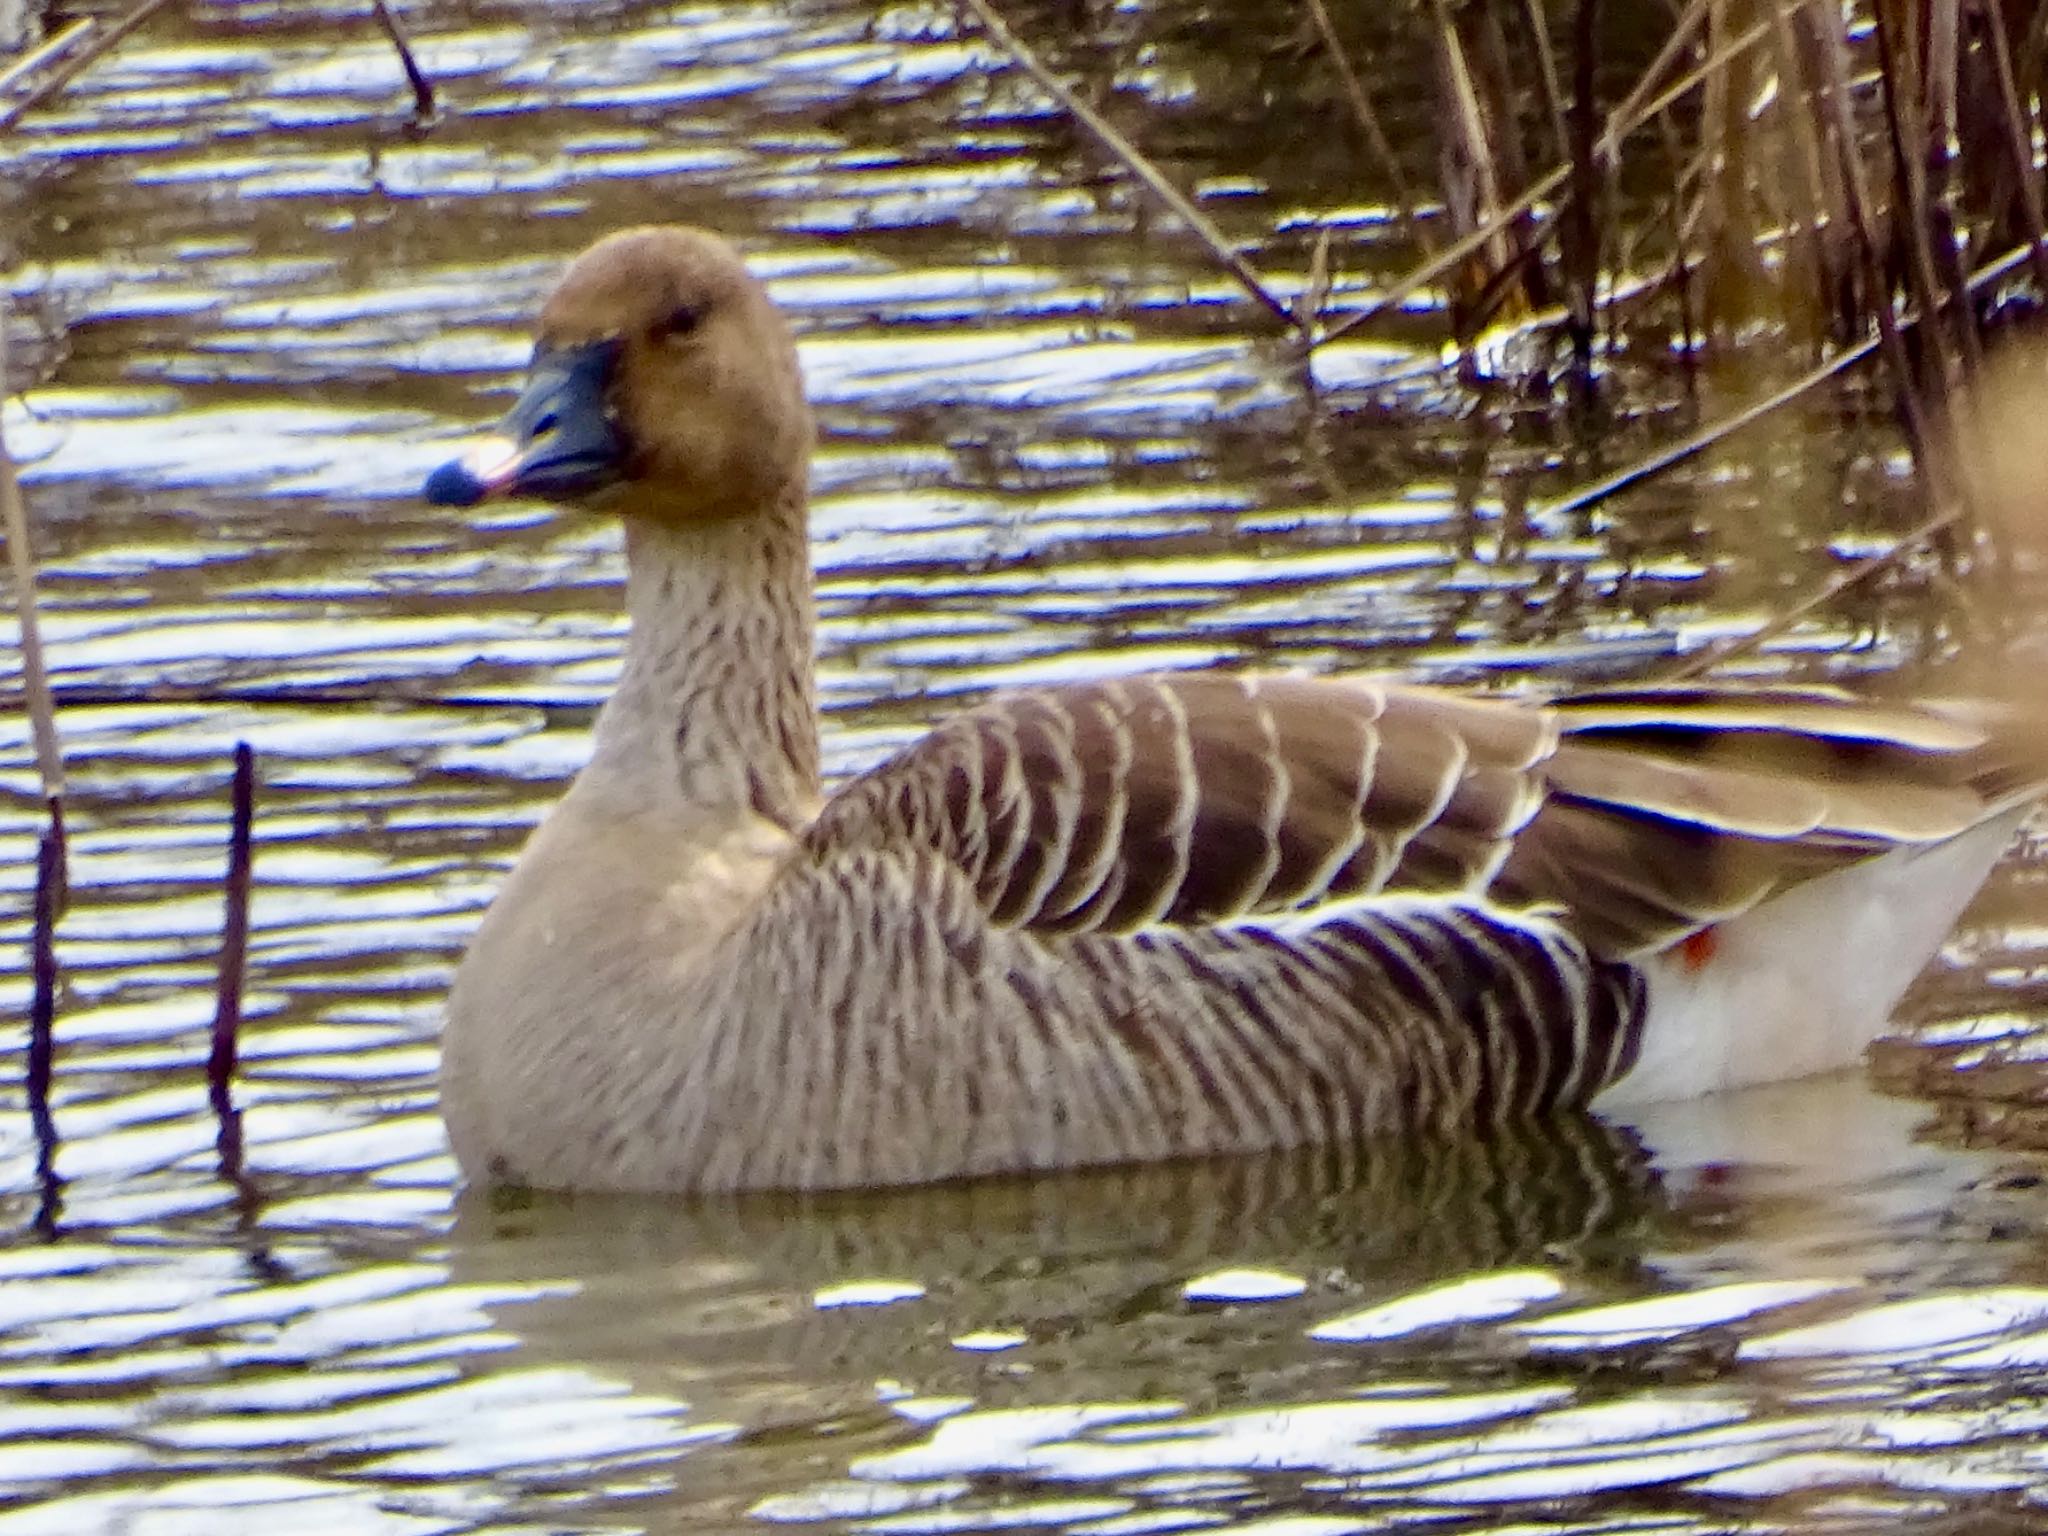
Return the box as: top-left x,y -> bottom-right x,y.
5,3 -> 2048,1532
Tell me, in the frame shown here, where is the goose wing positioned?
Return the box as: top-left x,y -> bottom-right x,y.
1502,683 -> 2030,956
803,675 -> 2028,955
803,673 -> 1552,933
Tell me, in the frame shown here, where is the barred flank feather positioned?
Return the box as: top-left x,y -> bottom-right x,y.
437,226 -> 2047,1194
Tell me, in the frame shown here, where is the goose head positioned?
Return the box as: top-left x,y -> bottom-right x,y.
424,226 -> 812,524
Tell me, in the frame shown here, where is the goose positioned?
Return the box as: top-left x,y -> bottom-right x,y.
424,225 -> 2043,1194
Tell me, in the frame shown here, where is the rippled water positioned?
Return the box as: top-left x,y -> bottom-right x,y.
5,2 -> 2048,1531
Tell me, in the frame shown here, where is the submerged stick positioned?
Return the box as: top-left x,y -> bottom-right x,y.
368,0 -> 437,124
208,743 -> 256,1100
5,295 -> 67,1236
208,744 -> 255,1194
0,0 -> 179,133
28,804 -> 63,1187
957,0 -> 1299,331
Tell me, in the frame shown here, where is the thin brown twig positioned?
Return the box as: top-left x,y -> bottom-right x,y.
1539,234 -> 2045,525
957,0 -> 1299,330
368,0 -> 437,124
0,0 -> 180,134
1301,0 -> 1426,245
1593,0 -> 1708,164
1662,502 -> 1960,680
1979,0 -> 2048,295
1316,11 -> 1774,349
0,17 -> 96,98
1,299 -> 63,808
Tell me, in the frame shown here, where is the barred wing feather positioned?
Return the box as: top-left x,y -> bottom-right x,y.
804,673 -> 1555,933
805,675 -> 2025,959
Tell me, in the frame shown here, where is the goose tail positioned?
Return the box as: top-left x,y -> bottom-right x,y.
1597,803 -> 2033,1107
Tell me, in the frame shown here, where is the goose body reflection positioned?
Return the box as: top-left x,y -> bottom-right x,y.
425,226 -> 2043,1194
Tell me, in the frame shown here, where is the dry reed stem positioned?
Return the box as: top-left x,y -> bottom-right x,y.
1764,0 -> 1840,335
1315,11 -> 1774,350
1429,0 -> 1517,325
1808,0 -> 1949,502
1594,0 -> 1707,164
0,16 -> 94,98
1561,0 -> 1600,376
1314,172 -> 1565,349
1925,0 -> 1959,164
1547,234 -> 2042,528
368,0 -> 437,124
1300,0 -> 1424,244
1662,503 -> 1959,679
1874,4 -> 1977,387
1521,0 -> 1571,165
0,0 -> 178,133
958,0 -> 1298,331
1978,0 -> 2048,294
1,300 -> 64,807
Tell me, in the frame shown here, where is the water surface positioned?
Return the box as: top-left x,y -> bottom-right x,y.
5,2 -> 2048,1531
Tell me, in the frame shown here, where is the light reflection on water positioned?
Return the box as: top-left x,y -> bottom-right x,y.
4,0 -> 2048,1531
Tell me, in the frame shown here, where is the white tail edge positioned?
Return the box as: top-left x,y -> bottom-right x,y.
1596,804 -> 2033,1108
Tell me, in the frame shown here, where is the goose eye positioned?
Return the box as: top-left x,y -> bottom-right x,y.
657,302 -> 705,340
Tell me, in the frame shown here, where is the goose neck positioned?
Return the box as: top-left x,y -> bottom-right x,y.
593,487 -> 820,828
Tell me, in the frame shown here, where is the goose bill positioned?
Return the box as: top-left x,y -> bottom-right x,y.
423,340 -> 625,507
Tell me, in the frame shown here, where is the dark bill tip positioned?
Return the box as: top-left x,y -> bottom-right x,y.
422,434 -> 525,507
424,458 -> 489,507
